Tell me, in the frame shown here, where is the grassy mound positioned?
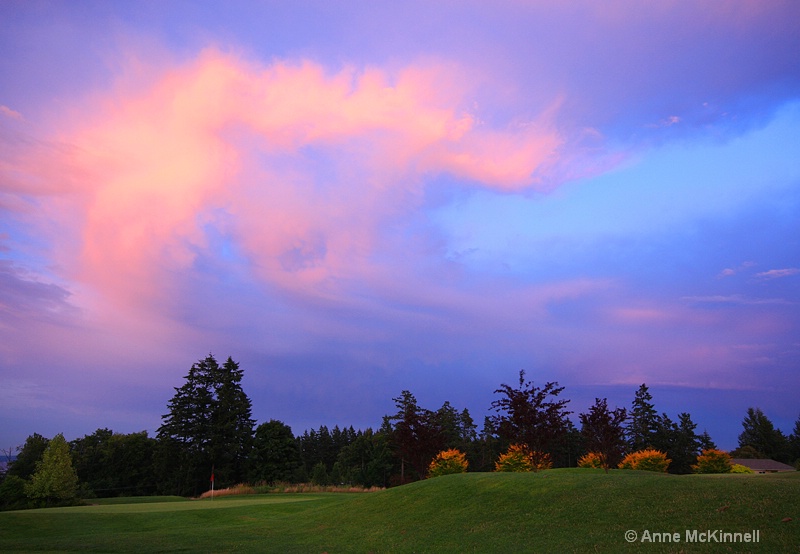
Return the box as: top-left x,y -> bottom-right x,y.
0,469 -> 797,552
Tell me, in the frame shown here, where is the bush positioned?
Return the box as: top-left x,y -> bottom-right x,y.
494,445 -> 552,472
428,449 -> 469,478
577,452 -> 604,469
692,449 -> 733,474
618,449 -> 671,472
730,463 -> 754,474
495,444 -> 534,472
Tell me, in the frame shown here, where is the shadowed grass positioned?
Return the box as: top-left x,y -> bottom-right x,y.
1,470 -> 797,552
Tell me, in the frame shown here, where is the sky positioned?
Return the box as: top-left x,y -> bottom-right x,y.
1,1 -> 799,452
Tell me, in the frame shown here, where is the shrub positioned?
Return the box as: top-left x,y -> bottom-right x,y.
495,444 -> 534,472
530,450 -> 553,471
577,452 -> 605,469
428,449 -> 469,478
692,449 -> 733,474
730,463 -> 754,474
618,449 -> 671,472
494,444 -> 551,472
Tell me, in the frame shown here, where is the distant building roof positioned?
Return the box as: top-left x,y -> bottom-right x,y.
731,458 -> 796,472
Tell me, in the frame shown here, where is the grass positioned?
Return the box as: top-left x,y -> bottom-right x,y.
0,469 -> 797,552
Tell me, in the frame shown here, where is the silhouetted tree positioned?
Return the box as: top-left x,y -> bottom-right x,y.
8,433 -> 49,481
490,370 -> 571,458
627,384 -> 660,452
250,420 -> 302,483
384,391 -> 445,481
737,407 -> 789,462
579,398 -> 627,473
156,354 -> 254,495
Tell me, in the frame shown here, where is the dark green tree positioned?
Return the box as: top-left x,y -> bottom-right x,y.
652,413 -> 701,474
490,370 -> 571,457
8,433 -> 49,480
384,390 -> 445,482
209,357 -> 255,486
250,420 -> 302,483
788,415 -> 800,466
698,430 -> 717,451
25,433 -> 78,507
579,398 -> 627,473
736,407 -> 789,462
336,428 -> 395,488
156,354 -> 254,495
626,384 -> 660,452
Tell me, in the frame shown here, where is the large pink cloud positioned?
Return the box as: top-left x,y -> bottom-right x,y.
10,50 -> 563,313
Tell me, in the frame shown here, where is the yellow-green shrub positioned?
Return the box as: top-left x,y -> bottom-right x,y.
578,452 -> 604,469
428,448 -> 469,477
730,463 -> 754,474
692,449 -> 733,474
618,449 -> 671,472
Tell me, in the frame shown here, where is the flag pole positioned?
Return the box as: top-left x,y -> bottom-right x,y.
211,465 -> 215,500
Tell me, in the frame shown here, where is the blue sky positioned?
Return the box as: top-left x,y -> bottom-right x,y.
1,1 -> 799,451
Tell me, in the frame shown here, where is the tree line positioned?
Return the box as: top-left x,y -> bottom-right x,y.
1,357 -> 799,509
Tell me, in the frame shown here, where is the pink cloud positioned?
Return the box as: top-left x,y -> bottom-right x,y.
9,50 -> 562,312
756,268 -> 800,280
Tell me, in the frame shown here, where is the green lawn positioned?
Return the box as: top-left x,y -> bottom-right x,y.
1,469 -> 797,553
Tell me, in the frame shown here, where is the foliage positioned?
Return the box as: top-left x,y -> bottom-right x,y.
384,391 -> 446,482
692,448 -> 733,474
737,407 -> 790,463
428,449 -> 468,478
250,420 -> 302,484
579,398 -> 627,473
626,384 -> 660,452
310,462 -> 329,486
0,475 -> 29,511
71,429 -> 156,497
490,370 -> 571,460
730,463 -> 754,474
577,452 -> 604,469
24,434 -> 78,507
618,449 -> 670,472
651,412 -> 702,474
494,444 -> 546,472
156,355 -> 255,496
7,433 -> 49,480
335,428 -> 394,488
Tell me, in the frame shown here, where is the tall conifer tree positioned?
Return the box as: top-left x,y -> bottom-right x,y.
157,355 -> 254,496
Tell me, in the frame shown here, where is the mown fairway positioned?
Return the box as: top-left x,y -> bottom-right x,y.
1,469 -> 798,553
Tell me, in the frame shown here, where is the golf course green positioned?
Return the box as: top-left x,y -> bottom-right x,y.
1,469 -> 797,552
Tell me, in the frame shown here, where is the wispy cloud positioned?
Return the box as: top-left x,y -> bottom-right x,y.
756,268 -> 800,280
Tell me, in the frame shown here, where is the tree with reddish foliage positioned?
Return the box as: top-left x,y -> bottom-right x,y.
490,370 -> 571,461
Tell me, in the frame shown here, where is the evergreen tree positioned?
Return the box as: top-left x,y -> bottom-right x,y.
737,407 -> 789,462
385,390 -> 445,481
662,413 -> 702,474
579,398 -> 627,473
627,384 -> 660,452
788,415 -> 800,466
156,354 -> 254,495
698,430 -> 717,451
24,434 -> 78,507
209,357 -> 255,486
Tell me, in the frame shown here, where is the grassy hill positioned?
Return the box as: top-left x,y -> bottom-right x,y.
0,469 -> 797,552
